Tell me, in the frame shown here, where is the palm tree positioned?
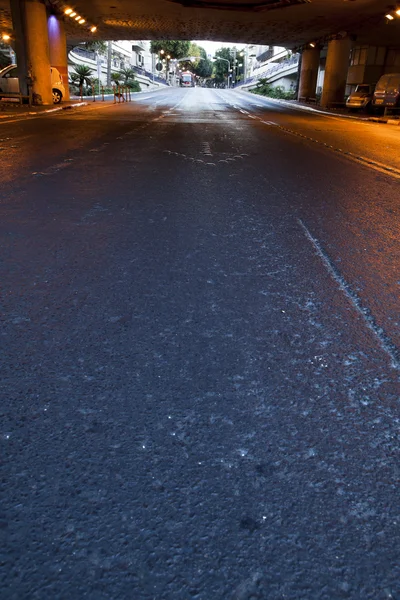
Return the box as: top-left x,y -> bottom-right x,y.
110,72 -> 122,87
71,64 -> 94,88
119,67 -> 136,83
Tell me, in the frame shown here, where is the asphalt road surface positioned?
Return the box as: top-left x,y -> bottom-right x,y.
1,88 -> 400,600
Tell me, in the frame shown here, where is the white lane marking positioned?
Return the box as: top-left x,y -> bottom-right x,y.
298,218 -> 400,371
32,161 -> 73,177
257,120 -> 400,179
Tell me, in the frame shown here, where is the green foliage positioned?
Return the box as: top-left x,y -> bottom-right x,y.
213,47 -> 234,84
251,78 -> 296,100
150,40 -> 191,60
193,47 -> 213,78
114,67 -> 140,91
111,72 -> 122,86
178,42 -> 200,71
126,79 -> 141,92
71,64 -> 95,87
188,42 -> 201,59
119,67 -> 136,83
82,41 -> 107,55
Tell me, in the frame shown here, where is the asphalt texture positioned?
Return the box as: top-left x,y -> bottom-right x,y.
1,88 -> 400,600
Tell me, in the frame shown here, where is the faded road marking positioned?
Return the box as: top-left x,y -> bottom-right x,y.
298,218 -> 400,371
258,120 -> 400,180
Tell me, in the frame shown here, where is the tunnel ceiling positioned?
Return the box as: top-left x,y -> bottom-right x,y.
1,0 -> 399,48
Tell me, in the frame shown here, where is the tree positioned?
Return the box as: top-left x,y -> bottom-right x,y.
213,47 -> 234,85
193,47 -> 213,79
71,64 -> 94,88
178,42 -> 201,71
111,72 -> 122,86
82,41 -> 107,55
119,67 -> 136,83
150,40 -> 191,60
118,67 -> 140,92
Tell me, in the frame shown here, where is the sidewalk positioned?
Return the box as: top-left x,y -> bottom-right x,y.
237,89 -> 400,126
0,87 -> 166,120
0,99 -> 90,120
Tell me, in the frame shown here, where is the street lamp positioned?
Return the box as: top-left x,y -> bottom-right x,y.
166,54 -> 171,83
158,49 -> 166,80
213,56 -> 231,88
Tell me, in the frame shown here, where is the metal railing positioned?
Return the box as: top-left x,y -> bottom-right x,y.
72,46 -> 97,62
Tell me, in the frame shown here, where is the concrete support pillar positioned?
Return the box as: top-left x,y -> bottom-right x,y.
48,15 -> 70,100
320,37 -> 351,108
297,46 -> 320,100
10,0 -> 52,104
25,0 -> 52,104
9,0 -> 29,96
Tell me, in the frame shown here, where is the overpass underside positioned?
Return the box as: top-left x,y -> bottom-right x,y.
0,0 -> 399,106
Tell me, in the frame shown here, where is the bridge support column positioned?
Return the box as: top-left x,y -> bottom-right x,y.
10,0 -> 52,104
48,15 -> 70,100
320,37 -> 351,108
298,46 -> 320,100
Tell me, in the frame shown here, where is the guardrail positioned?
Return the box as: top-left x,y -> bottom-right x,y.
0,91 -> 31,105
241,54 -> 300,87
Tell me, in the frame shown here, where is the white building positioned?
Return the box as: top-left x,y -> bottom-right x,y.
68,40 -> 163,90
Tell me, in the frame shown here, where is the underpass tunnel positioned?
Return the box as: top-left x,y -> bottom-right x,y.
1,0 -> 399,108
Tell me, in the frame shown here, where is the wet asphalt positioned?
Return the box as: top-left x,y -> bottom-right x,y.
1,88 -> 400,600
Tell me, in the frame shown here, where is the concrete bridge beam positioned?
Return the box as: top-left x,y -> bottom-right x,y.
320,37 -> 352,108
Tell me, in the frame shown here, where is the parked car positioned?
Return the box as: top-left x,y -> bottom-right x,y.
0,64 -> 65,103
372,73 -> 400,109
346,83 -> 375,111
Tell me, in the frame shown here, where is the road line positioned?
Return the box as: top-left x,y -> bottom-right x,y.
257,120 -> 400,180
298,218 -> 400,371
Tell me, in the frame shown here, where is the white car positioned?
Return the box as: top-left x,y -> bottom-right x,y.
346,84 -> 375,111
0,64 -> 66,103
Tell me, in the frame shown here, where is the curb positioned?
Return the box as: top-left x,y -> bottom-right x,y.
235,90 -> 390,123
0,101 -> 88,120
236,90 -> 366,121
367,116 -> 400,125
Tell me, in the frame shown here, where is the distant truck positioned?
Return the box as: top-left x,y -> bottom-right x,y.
180,71 -> 195,87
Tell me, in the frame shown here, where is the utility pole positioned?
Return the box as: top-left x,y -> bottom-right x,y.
107,40 -> 112,87
230,48 -> 238,86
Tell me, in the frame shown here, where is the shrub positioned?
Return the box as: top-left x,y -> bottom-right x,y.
126,79 -> 141,92
251,78 -> 296,100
